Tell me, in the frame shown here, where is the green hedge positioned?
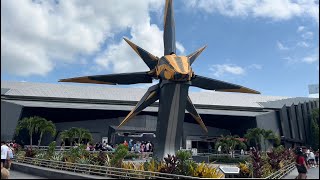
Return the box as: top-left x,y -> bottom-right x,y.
209,155 -> 249,164
124,153 -> 140,160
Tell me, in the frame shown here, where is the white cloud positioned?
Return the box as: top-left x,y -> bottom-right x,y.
248,64 -> 263,70
95,21 -> 164,73
184,0 -> 319,23
297,41 -> 310,48
210,64 -> 246,77
1,0 -> 166,76
302,54 -> 319,64
301,31 -> 314,39
297,26 -> 306,32
277,41 -> 289,50
176,42 -> 186,55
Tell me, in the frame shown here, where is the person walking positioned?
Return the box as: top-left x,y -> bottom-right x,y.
1,141 -> 9,170
295,147 -> 308,179
6,144 -> 13,170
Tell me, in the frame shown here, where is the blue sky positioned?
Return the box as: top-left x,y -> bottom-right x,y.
1,0 -> 319,97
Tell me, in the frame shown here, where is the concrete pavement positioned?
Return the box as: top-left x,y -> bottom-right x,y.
9,170 -> 46,179
283,167 -> 319,179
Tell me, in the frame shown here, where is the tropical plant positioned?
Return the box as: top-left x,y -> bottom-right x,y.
15,116 -> 42,148
76,128 -> 93,144
176,150 -> 196,176
110,144 -> 128,168
238,162 -> 251,178
36,119 -> 56,146
193,162 -> 223,178
59,130 -> 74,145
35,151 -> 46,159
25,147 -> 37,158
244,128 -> 263,150
51,152 -> 64,161
215,135 -> 246,157
63,144 -> 89,163
46,141 -> 56,159
261,130 -> 280,151
159,154 -> 178,174
59,127 -> 93,145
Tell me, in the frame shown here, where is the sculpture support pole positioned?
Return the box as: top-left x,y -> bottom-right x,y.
154,81 -> 189,159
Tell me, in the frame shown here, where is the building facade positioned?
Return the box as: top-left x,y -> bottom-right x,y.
1,81 -> 319,150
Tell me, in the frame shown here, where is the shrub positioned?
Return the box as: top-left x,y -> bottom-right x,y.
209,155 -> 249,164
63,144 -> 89,163
46,141 -> 56,159
110,144 -> 128,168
124,153 -> 139,160
159,154 -> 178,174
35,150 -> 46,159
176,150 -> 196,176
238,162 -> 251,178
25,148 -> 36,158
193,162 -> 223,178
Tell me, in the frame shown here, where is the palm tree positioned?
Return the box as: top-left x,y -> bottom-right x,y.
36,118 -> 56,147
77,128 -> 93,144
261,130 -> 273,151
59,127 -> 93,146
15,116 -> 41,148
244,128 -> 263,150
59,128 -> 77,145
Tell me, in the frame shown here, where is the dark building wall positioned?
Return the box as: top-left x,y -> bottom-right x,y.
51,114 -> 230,147
256,111 -> 280,150
287,105 -> 298,139
296,104 -> 305,141
302,102 -> 309,144
289,104 -> 300,141
256,111 -> 281,135
1,101 -> 23,141
52,115 -> 156,145
279,106 -> 291,138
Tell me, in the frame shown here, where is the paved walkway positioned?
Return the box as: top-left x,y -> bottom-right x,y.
283,167 -> 319,179
9,170 -> 46,179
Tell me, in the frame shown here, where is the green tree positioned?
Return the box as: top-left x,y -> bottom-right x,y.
76,128 -> 93,144
244,128 -> 263,150
261,129 -> 280,151
36,118 -> 56,146
59,127 -> 93,145
15,116 -> 42,148
215,135 -> 246,157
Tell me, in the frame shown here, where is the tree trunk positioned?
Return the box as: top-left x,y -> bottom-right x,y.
30,133 -> 33,148
254,139 -> 258,150
38,132 -> 43,147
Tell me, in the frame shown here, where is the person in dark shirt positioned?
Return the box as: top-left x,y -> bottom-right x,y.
295,147 -> 308,179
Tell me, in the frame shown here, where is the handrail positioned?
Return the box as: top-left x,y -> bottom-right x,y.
264,162 -> 296,179
13,157 -> 209,179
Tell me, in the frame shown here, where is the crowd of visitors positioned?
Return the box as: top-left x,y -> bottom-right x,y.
81,139 -> 154,154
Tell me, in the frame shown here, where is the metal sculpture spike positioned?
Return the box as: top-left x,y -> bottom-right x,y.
59,0 -> 260,157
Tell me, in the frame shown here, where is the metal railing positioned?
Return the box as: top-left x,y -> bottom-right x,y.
13,157 -> 211,179
264,162 -> 296,179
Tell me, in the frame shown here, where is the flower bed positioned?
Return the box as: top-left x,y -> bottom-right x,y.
14,144 -> 223,178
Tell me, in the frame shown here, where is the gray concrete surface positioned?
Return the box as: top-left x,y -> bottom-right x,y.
9,170 -> 46,179
283,167 -> 319,179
